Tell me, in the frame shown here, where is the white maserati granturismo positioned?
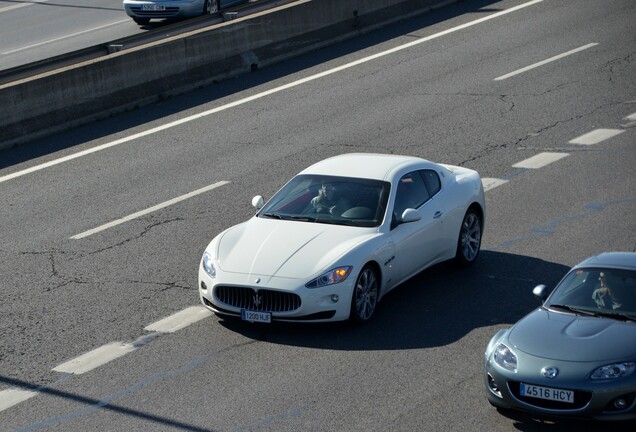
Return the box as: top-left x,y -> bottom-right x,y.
198,153 -> 485,323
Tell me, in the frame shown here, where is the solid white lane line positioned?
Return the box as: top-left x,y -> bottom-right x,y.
494,43 -> 598,81
569,129 -> 625,145
512,152 -> 569,169
145,306 -> 213,333
0,0 -> 543,185
0,388 -> 38,412
70,180 -> 229,239
481,178 -> 509,191
52,342 -> 136,375
2,19 -> 131,55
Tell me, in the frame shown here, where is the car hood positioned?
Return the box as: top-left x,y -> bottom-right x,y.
508,308 -> 636,362
215,217 -> 375,279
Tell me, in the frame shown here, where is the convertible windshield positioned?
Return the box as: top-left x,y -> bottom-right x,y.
545,267 -> 636,318
257,174 -> 391,228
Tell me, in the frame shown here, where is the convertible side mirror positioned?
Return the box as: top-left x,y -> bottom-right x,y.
252,195 -> 264,209
532,284 -> 548,301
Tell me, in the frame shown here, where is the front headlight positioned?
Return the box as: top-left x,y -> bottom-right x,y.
305,266 -> 352,288
494,344 -> 517,372
202,252 -> 216,278
591,362 -> 636,380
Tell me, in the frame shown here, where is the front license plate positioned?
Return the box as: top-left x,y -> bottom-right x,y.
241,310 -> 271,323
520,383 -> 574,403
141,4 -> 165,11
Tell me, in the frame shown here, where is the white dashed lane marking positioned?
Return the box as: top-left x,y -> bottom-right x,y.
70,181 -> 230,239
52,342 -> 137,375
0,389 -> 38,411
494,43 -> 598,81
512,152 -> 570,169
145,306 -> 213,333
481,178 -> 509,191
626,112 -> 636,121
569,129 -> 625,145
48,306 -> 213,377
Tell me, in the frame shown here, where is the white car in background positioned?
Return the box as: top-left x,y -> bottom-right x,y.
123,0 -> 247,25
198,153 -> 485,324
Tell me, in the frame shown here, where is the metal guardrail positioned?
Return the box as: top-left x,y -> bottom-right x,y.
0,0 -> 295,86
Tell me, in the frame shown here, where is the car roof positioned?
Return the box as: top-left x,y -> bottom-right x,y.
299,153 -> 435,181
575,252 -> 636,271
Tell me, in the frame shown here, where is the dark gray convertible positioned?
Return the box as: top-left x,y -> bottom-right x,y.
484,252 -> 636,421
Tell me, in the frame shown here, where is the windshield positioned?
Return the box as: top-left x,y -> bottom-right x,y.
545,267 -> 636,320
257,174 -> 390,228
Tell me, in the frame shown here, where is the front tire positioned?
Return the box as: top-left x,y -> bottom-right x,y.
455,208 -> 482,267
132,17 -> 151,25
349,266 -> 379,323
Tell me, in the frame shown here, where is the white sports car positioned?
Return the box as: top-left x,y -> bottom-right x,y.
198,153 -> 485,323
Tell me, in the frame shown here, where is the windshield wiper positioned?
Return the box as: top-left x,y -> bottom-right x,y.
589,310 -> 636,322
547,304 -> 596,316
548,304 -> 636,322
288,215 -> 317,222
261,213 -> 317,222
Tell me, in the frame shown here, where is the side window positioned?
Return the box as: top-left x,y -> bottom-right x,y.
420,169 -> 441,196
394,172 -> 431,221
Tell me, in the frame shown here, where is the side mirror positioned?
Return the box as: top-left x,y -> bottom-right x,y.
532,284 -> 548,301
401,208 -> 421,223
252,195 -> 264,209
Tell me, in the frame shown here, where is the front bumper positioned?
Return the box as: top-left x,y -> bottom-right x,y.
123,1 -> 204,20
484,356 -> 636,421
198,266 -> 354,323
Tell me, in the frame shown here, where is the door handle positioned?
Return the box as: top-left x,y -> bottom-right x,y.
433,211 -> 443,219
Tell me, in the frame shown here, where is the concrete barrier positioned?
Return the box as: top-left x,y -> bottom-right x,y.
0,0 -> 450,150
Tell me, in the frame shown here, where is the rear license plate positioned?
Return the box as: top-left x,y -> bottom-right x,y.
141,4 -> 165,11
520,383 -> 574,403
241,310 -> 271,323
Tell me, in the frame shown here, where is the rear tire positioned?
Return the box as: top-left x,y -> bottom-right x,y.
455,208 -> 482,267
349,266 -> 379,323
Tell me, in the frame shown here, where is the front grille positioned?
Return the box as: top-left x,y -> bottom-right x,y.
508,381 -> 592,410
130,6 -> 180,16
215,285 -> 301,312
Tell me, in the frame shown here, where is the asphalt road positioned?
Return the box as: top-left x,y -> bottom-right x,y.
1,0 -> 635,430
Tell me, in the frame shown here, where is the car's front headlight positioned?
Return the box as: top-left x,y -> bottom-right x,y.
591,362 -> 635,380
493,344 -> 517,372
305,266 -> 352,288
202,252 -> 216,278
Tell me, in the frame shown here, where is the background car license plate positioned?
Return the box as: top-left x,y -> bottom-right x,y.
241,310 -> 271,323
520,383 -> 574,403
142,4 -> 165,11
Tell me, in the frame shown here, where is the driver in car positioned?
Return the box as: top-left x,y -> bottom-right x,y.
592,271 -> 622,310
311,182 -> 351,216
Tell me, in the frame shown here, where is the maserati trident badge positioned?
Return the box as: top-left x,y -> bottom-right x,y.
253,293 -> 262,308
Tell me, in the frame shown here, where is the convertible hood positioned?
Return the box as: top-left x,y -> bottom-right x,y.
508,309 -> 636,362
216,217 -> 374,279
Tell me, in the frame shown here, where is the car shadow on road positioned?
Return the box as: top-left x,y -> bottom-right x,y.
218,251 -> 636,429
495,406 -> 635,431
217,250 -> 569,351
